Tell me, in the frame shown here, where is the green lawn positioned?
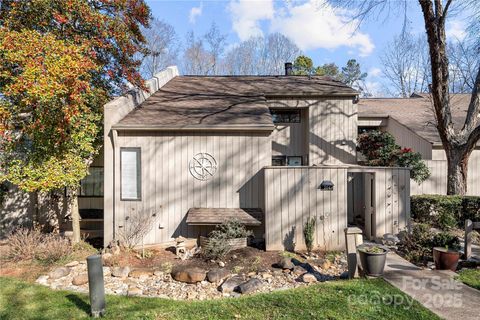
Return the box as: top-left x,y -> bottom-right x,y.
456,269 -> 480,290
0,277 -> 439,320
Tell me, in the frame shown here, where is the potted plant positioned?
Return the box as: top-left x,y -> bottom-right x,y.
357,244 -> 388,277
432,232 -> 461,271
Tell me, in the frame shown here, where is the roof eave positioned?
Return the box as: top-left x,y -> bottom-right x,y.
112,124 -> 275,132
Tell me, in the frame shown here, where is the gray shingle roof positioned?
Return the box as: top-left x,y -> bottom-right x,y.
114,75 -> 357,130
358,94 -> 473,144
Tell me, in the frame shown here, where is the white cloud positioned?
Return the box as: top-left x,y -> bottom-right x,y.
369,67 -> 382,77
228,0 -> 274,40
270,0 -> 374,56
228,0 -> 374,57
446,20 -> 466,41
189,3 -> 203,24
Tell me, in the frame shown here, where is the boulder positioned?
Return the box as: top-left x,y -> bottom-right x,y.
292,265 -> 307,276
219,276 -> 245,293
129,268 -> 154,278
237,278 -> 263,294
207,268 -> 230,283
65,261 -> 79,268
72,274 -> 89,286
112,266 -> 131,278
301,273 -> 318,283
35,275 -> 49,285
277,257 -> 294,270
171,266 -> 206,283
48,267 -> 70,280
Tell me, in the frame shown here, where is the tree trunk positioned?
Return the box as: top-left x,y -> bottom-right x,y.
71,188 -> 81,244
446,147 -> 470,195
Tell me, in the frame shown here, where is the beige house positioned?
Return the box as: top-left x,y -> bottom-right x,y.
1,66 -> 412,250
358,94 -> 480,196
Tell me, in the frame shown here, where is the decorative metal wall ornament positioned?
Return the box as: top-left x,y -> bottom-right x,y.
189,153 -> 217,181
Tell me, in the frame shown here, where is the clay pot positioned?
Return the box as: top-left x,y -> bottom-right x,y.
433,247 -> 460,271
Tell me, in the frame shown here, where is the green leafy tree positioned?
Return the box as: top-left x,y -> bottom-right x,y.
341,59 -> 368,86
0,0 -> 151,242
315,63 -> 341,79
357,130 -> 430,183
293,55 -> 314,75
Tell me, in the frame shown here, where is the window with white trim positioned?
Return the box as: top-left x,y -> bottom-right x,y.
121,148 -> 141,200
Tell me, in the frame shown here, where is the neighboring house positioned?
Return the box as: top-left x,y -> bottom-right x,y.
358,93 -> 480,196
1,66 -> 411,250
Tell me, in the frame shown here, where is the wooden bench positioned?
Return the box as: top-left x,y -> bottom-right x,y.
464,219 -> 480,259
186,208 -> 263,226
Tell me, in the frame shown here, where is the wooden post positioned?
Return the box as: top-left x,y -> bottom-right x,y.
344,227 -> 363,278
464,219 -> 473,259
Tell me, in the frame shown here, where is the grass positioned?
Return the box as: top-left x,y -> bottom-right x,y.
0,277 -> 439,320
456,269 -> 480,290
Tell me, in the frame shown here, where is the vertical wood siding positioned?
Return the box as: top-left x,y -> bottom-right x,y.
411,151 -> 480,196
308,98 -> 357,165
264,167 -> 348,251
114,131 -> 271,244
385,118 -> 432,159
270,109 -> 309,162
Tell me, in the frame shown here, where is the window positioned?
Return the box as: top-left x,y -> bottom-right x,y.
272,156 -> 303,166
121,148 -> 141,200
272,156 -> 286,166
287,156 -> 302,166
79,167 -> 104,197
270,109 -> 301,123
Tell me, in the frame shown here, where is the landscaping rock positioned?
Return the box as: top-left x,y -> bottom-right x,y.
112,266 -> 131,278
127,287 -> 143,296
153,270 -> 164,277
72,274 -> 89,286
218,261 -> 225,268
292,265 -> 307,276
129,268 -> 154,278
322,260 -> 332,270
277,257 -> 294,270
65,261 -> 79,268
207,268 -> 230,283
237,278 -> 263,294
171,266 -> 206,283
301,273 -> 318,283
49,267 -> 70,280
103,267 -> 111,277
36,275 -> 49,285
219,276 -> 245,293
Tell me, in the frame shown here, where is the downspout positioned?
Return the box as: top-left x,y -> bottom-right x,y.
112,129 -> 118,241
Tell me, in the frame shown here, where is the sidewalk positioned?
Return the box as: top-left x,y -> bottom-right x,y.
383,252 -> 480,320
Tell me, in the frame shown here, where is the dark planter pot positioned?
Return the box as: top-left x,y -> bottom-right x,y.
357,245 -> 388,277
433,247 -> 460,271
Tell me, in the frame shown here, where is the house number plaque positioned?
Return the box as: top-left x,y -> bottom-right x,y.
189,153 -> 217,181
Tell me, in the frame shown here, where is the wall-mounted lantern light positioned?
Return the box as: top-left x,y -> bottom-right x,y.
320,180 -> 334,191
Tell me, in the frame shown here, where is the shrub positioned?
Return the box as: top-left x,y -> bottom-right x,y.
202,219 -> 253,260
432,232 -> 460,251
208,219 -> 253,239
303,217 -> 316,253
398,223 -> 435,264
357,130 -> 430,183
117,212 -> 156,248
203,235 -> 231,260
411,195 -> 480,230
7,228 -> 71,264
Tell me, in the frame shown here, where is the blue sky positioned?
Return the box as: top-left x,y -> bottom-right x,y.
146,0 -> 469,95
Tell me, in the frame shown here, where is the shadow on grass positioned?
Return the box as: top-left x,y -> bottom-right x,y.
66,294 -> 90,316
